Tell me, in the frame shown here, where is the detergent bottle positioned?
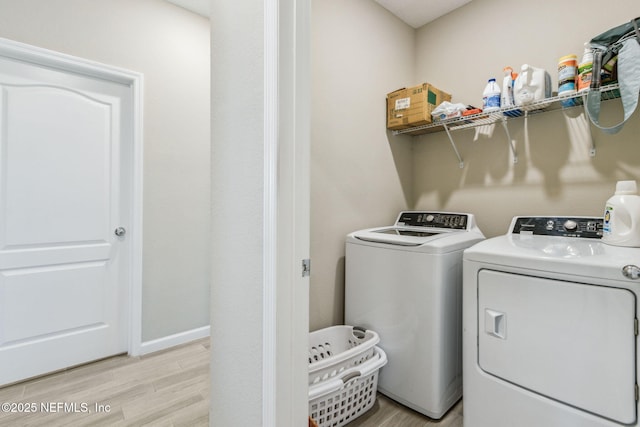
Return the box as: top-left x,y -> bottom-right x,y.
602,180 -> 640,247
577,43 -> 594,92
482,78 -> 501,112
513,64 -> 551,107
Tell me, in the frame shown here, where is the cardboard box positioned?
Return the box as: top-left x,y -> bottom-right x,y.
386,83 -> 452,130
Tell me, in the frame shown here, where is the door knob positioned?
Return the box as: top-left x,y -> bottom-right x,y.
114,227 -> 126,237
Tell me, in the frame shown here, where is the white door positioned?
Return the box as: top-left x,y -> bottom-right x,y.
0,48 -> 133,385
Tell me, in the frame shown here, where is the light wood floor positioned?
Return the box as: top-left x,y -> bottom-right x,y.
0,339 -> 210,426
0,339 -> 462,426
346,395 -> 463,427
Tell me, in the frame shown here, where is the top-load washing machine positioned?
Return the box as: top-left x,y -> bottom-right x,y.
345,211 -> 485,419
463,216 -> 640,427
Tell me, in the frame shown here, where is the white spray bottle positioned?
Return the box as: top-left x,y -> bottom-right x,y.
501,66 -> 515,108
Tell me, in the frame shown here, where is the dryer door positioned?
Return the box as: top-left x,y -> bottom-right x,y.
478,270 -> 637,425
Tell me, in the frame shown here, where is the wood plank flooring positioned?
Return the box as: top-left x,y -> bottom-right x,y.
0,338 -> 463,426
0,339 -> 210,426
346,395 -> 463,427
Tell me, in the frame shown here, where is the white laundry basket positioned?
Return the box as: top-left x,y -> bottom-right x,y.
308,326 -> 386,427
308,325 -> 379,385
309,346 -> 387,427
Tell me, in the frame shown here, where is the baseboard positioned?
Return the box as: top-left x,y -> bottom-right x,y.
138,325 -> 210,355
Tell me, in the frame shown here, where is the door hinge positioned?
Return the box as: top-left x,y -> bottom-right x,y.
302,259 -> 311,277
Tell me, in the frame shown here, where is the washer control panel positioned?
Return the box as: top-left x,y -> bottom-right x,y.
396,211 -> 468,230
511,216 -> 603,238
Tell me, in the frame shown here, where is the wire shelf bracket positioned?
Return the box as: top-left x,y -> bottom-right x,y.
391,83 -> 622,167
442,122 -> 464,168
500,117 -> 518,164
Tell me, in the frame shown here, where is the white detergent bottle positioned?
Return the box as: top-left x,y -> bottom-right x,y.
602,180 -> 640,247
513,64 -> 552,106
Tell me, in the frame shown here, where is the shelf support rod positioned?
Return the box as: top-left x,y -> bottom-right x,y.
499,117 -> 518,164
588,122 -> 596,157
442,123 -> 464,168
582,95 -> 596,157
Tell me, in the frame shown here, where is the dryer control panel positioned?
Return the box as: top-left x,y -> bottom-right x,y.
511,216 -> 603,238
396,211 -> 469,230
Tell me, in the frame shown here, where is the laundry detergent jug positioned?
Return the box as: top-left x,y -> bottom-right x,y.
602,180 -> 640,247
513,64 -> 551,107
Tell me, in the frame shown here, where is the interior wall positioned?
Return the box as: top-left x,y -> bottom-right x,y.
310,0 -> 415,330
210,1 -> 311,423
210,0 -> 264,422
0,0 -> 211,341
412,0 -> 640,237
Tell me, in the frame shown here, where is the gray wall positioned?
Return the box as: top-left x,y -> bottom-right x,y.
311,0 -> 415,330
0,0 -> 211,341
412,0 -> 640,238
311,0 -> 640,329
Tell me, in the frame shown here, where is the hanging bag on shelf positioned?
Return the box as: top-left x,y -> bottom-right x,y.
585,17 -> 640,134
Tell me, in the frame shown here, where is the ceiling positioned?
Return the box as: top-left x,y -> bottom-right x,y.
373,0 -> 471,28
166,0 -> 471,29
166,0 -> 210,17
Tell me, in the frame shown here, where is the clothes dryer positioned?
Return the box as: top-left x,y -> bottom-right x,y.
463,216 -> 640,427
345,211 -> 484,419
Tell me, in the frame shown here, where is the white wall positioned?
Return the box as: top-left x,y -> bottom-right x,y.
0,0 -> 211,341
209,0 -> 264,423
210,0 -> 310,424
412,0 -> 640,237
310,0 -> 415,330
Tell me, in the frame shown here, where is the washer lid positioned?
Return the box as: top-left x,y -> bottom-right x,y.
352,226 -> 452,246
347,211 -> 485,252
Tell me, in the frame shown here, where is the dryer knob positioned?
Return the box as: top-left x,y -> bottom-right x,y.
426,215 -> 434,222
622,265 -> 640,280
563,220 -> 578,231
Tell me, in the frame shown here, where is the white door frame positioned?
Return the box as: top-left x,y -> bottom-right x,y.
264,0 -> 310,425
209,0 -> 310,424
0,38 -> 144,356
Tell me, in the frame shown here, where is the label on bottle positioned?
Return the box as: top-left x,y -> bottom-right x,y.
558,64 -> 577,83
558,82 -> 576,94
603,205 -> 613,235
483,94 -> 500,109
558,59 -> 577,95
577,63 -> 593,92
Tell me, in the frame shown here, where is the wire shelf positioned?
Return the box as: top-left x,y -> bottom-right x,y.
391,83 -> 621,136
